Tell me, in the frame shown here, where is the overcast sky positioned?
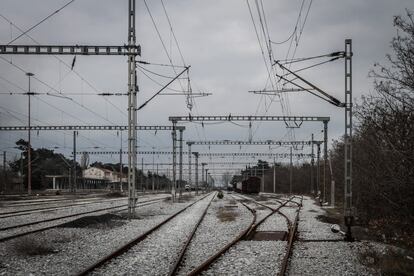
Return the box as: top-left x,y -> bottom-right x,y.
0,0 -> 412,181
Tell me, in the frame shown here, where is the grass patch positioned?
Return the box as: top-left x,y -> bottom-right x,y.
217,206 -> 239,222
359,247 -> 414,275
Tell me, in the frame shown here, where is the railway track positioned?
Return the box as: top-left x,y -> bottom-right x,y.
0,197 -> 128,218
0,196 -> 169,243
186,193 -> 298,275
76,192 -> 215,276
278,195 -> 303,276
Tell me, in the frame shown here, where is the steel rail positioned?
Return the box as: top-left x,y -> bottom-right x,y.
188,194 -> 295,275
187,196 -> 257,276
75,192 -> 213,276
0,198 -> 167,243
0,196 -> 170,229
0,197 -> 128,218
278,196 -> 304,276
168,192 -> 216,276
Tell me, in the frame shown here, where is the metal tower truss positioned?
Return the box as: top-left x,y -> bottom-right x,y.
186,140 -> 322,146
0,125 -> 185,131
0,0 -> 141,217
169,115 -> 329,123
0,45 -> 140,56
74,151 -> 313,158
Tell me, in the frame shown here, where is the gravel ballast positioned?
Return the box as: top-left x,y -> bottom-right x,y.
0,195 -> 181,275
89,193 -> 215,276
176,196 -> 253,275
288,241 -> 379,275
202,240 -> 287,275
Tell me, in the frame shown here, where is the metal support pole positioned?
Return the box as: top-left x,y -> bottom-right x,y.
127,0 -> 138,218
2,151 -> 6,193
193,152 -> 199,195
205,169 -> 209,191
344,39 -> 354,241
201,163 -> 206,192
178,128 -> 183,197
261,166 -> 264,192
289,146 -> 293,194
187,142 -> 193,190
73,131 -> 77,194
316,143 -> 321,202
311,134 -> 315,195
141,157 -> 144,192
156,164 -> 159,191
273,158 -> 276,194
171,121 -> 177,200
120,131 -> 123,192
26,72 -> 33,195
152,147 -> 155,191
323,120 -> 328,203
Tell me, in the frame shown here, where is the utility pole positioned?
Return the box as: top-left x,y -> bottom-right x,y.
127,0 -> 138,218
171,121 -> 177,200
193,152 -> 199,195
205,169 -> 209,191
141,157 -> 144,192
152,147 -> 155,191
323,121 -> 328,204
119,131 -> 123,192
273,158 -> 276,194
73,131 -> 77,194
201,163 -> 206,192
344,39 -> 354,241
178,128 -> 183,197
156,163 -> 159,191
311,134 -> 315,195
289,146 -> 293,195
316,142 -> 321,202
261,164 -> 265,192
329,150 -> 335,207
187,142 -> 193,190
26,72 -> 34,195
2,151 -> 6,193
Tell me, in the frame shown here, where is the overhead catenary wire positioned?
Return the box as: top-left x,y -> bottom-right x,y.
0,13 -> 128,119
6,0 -> 76,45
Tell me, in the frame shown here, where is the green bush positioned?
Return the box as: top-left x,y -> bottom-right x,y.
217,191 -> 224,199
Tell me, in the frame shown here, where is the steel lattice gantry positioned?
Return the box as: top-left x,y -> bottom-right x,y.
169,115 -> 330,200
0,125 -> 184,131
186,140 -> 322,146
74,151 -> 313,158
184,139 -> 322,188
169,115 -> 329,122
0,0 -> 141,217
0,45 -> 140,56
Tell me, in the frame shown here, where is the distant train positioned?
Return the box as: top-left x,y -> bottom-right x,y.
235,176 -> 261,194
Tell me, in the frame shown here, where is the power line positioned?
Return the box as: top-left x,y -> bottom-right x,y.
6,0 -> 76,45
